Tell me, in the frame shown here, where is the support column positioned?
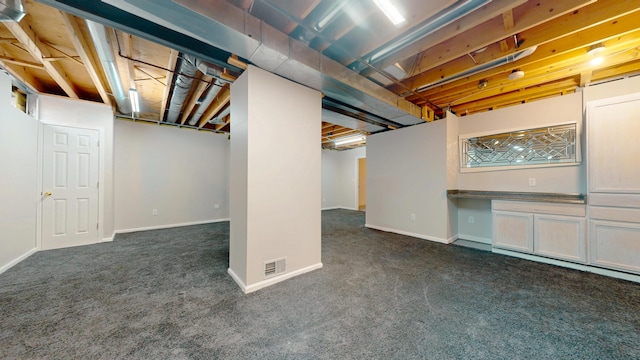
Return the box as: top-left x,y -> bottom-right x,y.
228,65 -> 322,293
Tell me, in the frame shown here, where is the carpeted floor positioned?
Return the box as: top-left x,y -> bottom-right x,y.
1,209 -> 639,359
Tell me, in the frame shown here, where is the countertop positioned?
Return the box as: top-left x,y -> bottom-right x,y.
447,190 -> 587,204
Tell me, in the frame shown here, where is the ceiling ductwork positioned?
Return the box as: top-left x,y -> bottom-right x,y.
100,0 -> 424,128
208,104 -> 230,125
86,19 -> 130,114
165,54 -> 198,123
0,0 -> 26,22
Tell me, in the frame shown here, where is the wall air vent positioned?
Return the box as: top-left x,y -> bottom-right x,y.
264,258 -> 286,278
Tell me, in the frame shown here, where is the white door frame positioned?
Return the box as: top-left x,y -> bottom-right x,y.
36,122 -> 105,250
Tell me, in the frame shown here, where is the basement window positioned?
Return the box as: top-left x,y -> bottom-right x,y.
460,123 -> 580,172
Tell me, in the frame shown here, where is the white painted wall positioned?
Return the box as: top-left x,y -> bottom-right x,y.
0,72 -> 38,273
321,147 -> 366,210
230,65 -> 322,292
36,94 -> 115,241
366,119 -> 455,243
113,120 -> 229,232
456,199 -> 493,243
583,76 -> 640,103
457,92 -> 584,193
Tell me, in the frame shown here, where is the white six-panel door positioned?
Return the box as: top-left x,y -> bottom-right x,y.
42,125 -> 99,250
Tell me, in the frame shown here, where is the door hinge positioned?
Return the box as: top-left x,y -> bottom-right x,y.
97,140 -> 100,147
97,181 -> 99,189
96,223 -> 99,230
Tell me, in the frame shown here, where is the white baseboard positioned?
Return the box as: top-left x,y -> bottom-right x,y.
491,248 -> 640,284
0,248 -> 37,275
365,224 -> 455,244
113,218 -> 230,235
457,234 -> 492,244
228,262 -> 324,294
322,206 -> 358,211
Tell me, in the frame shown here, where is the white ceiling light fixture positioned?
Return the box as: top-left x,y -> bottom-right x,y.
590,56 -> 604,66
508,69 -> 524,80
129,88 -> 140,113
372,0 -> 405,26
587,43 -> 606,56
334,134 -> 366,146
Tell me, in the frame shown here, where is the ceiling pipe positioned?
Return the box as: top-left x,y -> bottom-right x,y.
208,104 -> 230,124
86,19 -> 130,113
186,60 -> 227,126
165,53 -> 198,123
0,0 -> 26,22
415,45 -> 537,92
352,0 -> 492,72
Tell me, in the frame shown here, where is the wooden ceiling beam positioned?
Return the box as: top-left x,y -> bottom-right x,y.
363,0 -> 527,77
502,9 -> 514,31
198,85 -> 230,128
159,49 -> 179,121
453,78 -> 579,115
410,15 -> 640,103
409,0 -> 593,77
0,56 -> 44,69
60,12 -> 112,106
4,20 -> 79,98
0,59 -> 44,93
179,74 -> 211,125
121,33 -> 137,89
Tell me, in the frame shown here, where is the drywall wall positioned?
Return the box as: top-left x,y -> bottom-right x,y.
36,94 -> 115,241
456,199 -> 493,243
321,147 -> 366,210
457,92 -> 584,194
366,119 -> 454,243
0,72 -> 38,273
230,65 -> 322,293
113,120 -> 229,232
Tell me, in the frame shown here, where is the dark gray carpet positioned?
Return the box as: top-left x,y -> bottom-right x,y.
1,209 -> 639,359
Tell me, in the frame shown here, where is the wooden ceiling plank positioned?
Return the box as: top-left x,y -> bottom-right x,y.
0,56 -> 44,69
121,33 -> 137,89
4,20 -> 79,99
179,74 -> 212,125
366,0 -> 527,77
0,59 -> 44,93
60,12 -> 112,106
198,85 -> 230,128
580,70 -> 592,87
159,49 -> 179,122
408,14 -> 640,102
403,0 -> 594,89
502,10 -> 514,31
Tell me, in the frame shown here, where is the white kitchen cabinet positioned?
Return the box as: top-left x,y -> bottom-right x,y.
589,220 -> 640,274
492,201 -> 586,263
493,211 -> 533,253
534,214 -> 586,263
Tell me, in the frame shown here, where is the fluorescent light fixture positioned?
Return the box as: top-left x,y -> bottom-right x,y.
129,88 -> 140,113
334,134 -> 366,146
372,0 -> 405,26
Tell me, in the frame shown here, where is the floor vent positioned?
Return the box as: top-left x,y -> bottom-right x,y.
264,258 -> 286,278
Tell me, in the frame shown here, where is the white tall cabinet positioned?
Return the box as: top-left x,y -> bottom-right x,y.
587,93 -> 640,274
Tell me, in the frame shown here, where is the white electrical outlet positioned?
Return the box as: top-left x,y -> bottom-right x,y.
152,209 -> 158,216
410,213 -> 416,220
214,204 -> 220,209
468,216 -> 474,224
529,178 -> 536,186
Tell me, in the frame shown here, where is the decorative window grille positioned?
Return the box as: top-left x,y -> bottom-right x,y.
460,123 -> 579,170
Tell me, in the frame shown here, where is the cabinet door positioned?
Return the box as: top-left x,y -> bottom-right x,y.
590,220 -> 640,274
534,214 -> 586,263
588,94 -> 640,193
493,211 -> 533,253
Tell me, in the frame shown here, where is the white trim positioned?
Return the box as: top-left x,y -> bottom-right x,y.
457,234 -> 492,244
228,262 -> 324,294
365,224 -> 455,244
113,218 -> 230,235
491,248 -> 640,284
355,155 -> 366,211
0,248 -> 37,275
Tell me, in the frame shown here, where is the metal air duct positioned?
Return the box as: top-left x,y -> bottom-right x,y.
208,104 -> 230,125
0,0 -> 26,22
165,54 -> 198,123
185,60 -> 227,126
86,20 -> 130,113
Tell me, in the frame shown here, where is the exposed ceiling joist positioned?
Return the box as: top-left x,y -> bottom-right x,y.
198,85 -> 230,128
179,74 -> 212,125
61,12 -> 112,106
5,20 -> 79,98
159,49 -> 178,121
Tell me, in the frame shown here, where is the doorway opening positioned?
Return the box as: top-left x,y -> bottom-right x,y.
357,157 -> 366,211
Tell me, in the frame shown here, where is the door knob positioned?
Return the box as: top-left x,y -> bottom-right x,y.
44,191 -> 52,196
